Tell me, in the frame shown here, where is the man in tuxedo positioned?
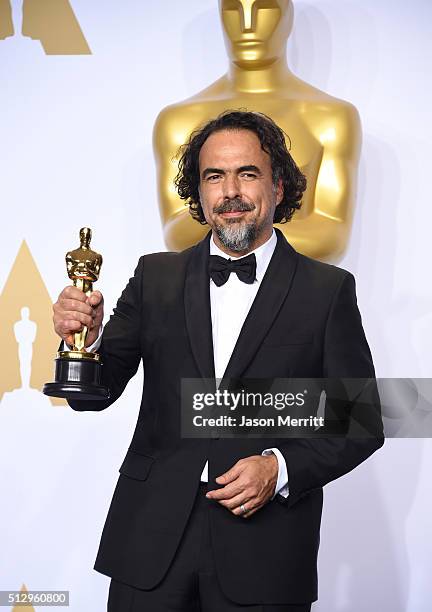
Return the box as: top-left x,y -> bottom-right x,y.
53,110 -> 384,611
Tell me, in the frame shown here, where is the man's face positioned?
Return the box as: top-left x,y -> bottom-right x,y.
198,129 -> 283,253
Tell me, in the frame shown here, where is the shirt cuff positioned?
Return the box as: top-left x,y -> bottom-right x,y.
62,324 -> 103,352
262,447 -> 289,499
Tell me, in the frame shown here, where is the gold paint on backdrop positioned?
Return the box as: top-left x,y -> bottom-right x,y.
0,241 -> 65,405
11,584 -> 35,612
0,0 -> 91,54
0,0 -> 14,39
153,0 -> 361,262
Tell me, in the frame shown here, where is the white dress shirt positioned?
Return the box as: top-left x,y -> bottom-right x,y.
204,230 -> 289,498
72,230 -> 289,499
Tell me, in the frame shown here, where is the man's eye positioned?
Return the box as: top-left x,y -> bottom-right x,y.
207,175 -> 221,181
241,173 -> 257,179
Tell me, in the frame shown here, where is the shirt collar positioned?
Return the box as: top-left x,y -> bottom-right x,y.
209,228 -> 277,283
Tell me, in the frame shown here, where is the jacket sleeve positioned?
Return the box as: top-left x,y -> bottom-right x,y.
276,272 -> 384,508
67,256 -> 145,412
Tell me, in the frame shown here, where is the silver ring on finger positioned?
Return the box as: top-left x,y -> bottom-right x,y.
240,503 -> 247,514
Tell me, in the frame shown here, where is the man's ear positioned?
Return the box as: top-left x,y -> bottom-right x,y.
276,178 -> 284,205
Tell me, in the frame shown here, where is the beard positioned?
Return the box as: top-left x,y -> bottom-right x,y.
212,197 -> 271,253
214,220 -> 258,253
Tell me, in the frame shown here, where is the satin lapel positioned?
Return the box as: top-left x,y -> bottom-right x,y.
221,228 -> 298,381
184,230 -> 215,381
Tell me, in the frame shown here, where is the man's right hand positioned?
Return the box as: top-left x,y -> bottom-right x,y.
53,286 -> 104,348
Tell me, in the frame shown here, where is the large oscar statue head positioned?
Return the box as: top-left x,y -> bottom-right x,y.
219,0 -> 293,68
155,0 -> 362,261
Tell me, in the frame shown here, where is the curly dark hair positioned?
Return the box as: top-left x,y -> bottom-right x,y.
174,109 -> 307,224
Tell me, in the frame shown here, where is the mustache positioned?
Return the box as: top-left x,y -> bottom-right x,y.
213,198 -> 255,214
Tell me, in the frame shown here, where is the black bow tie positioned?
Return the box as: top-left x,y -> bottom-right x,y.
208,253 -> 257,287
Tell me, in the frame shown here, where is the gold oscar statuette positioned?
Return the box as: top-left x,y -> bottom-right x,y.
43,227 -> 110,400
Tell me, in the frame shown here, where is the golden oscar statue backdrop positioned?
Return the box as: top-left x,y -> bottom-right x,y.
154,0 -> 361,262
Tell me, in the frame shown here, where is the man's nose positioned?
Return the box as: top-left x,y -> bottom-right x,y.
239,0 -> 257,33
222,173 -> 241,200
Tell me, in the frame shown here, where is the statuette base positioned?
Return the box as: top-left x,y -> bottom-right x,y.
43,355 -> 110,401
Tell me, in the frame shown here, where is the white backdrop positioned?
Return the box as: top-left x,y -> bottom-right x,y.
1,1 -> 431,610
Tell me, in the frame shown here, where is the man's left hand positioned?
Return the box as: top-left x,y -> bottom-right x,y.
206,454 -> 278,518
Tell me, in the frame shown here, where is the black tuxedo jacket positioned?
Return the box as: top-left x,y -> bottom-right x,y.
68,228 -> 383,605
